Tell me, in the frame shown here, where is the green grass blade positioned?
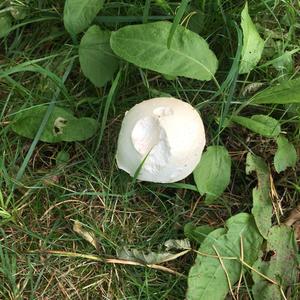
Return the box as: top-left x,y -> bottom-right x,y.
167,0 -> 190,48
95,69 -> 122,153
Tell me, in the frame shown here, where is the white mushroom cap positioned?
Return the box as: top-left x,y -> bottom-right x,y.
116,97 -> 206,183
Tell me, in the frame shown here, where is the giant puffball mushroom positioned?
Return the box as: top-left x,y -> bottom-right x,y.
116,97 -> 206,183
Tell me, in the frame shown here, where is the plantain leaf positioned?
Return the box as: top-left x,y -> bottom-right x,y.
193,146 -> 231,203
251,77 -> 300,104
239,2 -> 264,74
187,213 -> 263,300
63,0 -> 104,35
246,153 -> 272,239
79,25 -> 119,87
274,135 -> 297,173
252,226 -> 298,300
110,21 -> 218,81
11,106 -> 98,143
231,114 -> 281,138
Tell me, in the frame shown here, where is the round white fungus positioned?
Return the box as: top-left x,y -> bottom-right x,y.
116,97 -> 206,183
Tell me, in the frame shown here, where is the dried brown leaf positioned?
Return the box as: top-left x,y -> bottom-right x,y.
73,220 -> 98,250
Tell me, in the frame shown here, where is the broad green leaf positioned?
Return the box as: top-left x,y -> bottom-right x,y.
193,146 -> 231,203
79,25 -> 119,87
11,106 -> 98,143
274,135 -> 297,173
184,223 -> 215,244
252,226 -> 298,300
246,153 -> 272,238
251,77 -> 300,104
60,118 -> 99,142
110,21 -> 218,81
231,114 -> 281,138
63,0 -> 104,35
0,13 -> 12,38
187,213 -> 263,300
239,2 -> 264,74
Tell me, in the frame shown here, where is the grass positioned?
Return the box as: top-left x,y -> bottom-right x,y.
0,0 -> 300,299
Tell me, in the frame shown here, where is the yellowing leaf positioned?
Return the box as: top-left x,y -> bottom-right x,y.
239,2 -> 264,74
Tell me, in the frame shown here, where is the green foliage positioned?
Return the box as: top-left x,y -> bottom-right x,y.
154,0 -> 171,13
184,223 -> 215,244
0,14 -> 12,38
10,4 -> 28,20
2,1 -> 300,299
193,146 -> 231,203
274,135 -> 297,173
110,21 -> 218,81
252,226 -> 298,299
239,2 -> 264,74
167,0 -> 191,48
246,153 -> 272,239
63,0 -> 104,35
0,0 -> 29,38
187,213 -> 263,300
231,115 -> 281,138
79,25 -> 119,87
0,191 -> 12,220
271,51 -> 294,74
187,9 -> 205,34
56,150 -> 70,165
251,77 -> 300,104
11,106 -> 98,143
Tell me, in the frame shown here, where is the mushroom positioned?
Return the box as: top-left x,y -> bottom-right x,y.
116,97 -> 206,183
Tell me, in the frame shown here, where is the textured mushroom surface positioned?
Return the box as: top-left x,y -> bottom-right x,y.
116,97 -> 206,183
